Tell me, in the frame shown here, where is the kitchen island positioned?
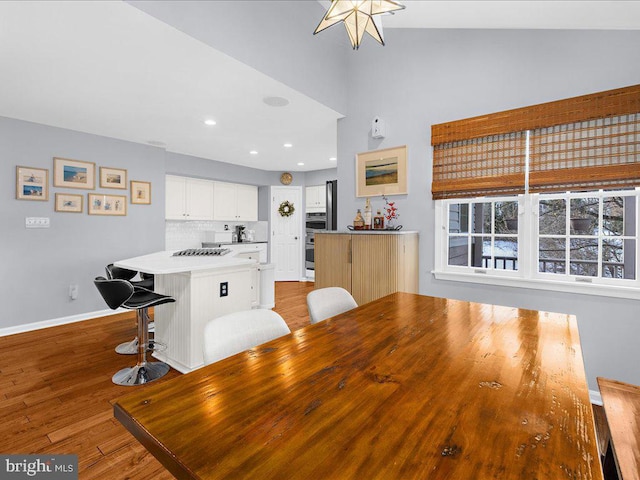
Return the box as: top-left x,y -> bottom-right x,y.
115,251 -> 259,373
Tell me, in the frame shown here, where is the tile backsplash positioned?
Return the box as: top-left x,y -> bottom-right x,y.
166,220 -> 268,251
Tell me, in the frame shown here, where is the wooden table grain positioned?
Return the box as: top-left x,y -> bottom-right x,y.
597,377 -> 640,480
114,293 -> 602,479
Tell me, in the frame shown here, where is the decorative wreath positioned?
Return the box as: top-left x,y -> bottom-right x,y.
278,200 -> 295,217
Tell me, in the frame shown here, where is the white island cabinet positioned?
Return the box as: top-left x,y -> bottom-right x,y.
115,251 -> 259,373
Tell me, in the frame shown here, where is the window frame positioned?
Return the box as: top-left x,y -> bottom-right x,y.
434,189 -> 640,300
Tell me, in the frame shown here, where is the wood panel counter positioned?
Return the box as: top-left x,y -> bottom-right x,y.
314,230 -> 418,304
115,292 -> 602,479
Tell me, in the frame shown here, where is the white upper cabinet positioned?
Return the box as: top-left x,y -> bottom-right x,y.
306,185 -> 326,212
213,181 -> 258,222
166,175 -> 214,221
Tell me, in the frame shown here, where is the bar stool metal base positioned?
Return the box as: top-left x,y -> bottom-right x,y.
112,361 -> 170,386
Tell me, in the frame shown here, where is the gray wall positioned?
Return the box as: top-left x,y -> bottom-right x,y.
128,0 -> 350,115
0,116 -> 166,328
305,168 -> 337,187
336,28 -> 640,391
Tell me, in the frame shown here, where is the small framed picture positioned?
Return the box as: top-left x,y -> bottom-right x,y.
53,157 -> 96,190
16,166 -> 49,201
88,194 -> 127,216
55,193 -> 83,213
373,215 -> 385,229
99,167 -> 127,189
130,180 -> 151,205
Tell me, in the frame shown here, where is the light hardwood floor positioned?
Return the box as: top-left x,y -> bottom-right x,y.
0,281 -> 314,479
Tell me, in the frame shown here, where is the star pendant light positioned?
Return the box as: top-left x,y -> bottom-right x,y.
314,0 -> 405,50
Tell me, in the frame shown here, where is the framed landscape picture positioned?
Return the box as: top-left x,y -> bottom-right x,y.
55,193 -> 83,213
130,180 -> 151,205
53,157 -> 96,190
88,194 -> 127,216
16,166 -> 49,201
100,167 -> 127,189
356,145 -> 408,197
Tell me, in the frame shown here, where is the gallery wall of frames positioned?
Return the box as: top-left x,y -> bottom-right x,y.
15,157 -> 151,216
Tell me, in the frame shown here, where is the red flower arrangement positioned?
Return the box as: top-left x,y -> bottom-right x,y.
382,195 -> 399,223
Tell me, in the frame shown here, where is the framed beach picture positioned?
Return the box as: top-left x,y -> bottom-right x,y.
356,145 -> 408,197
88,194 -> 127,216
130,180 -> 151,205
55,193 -> 83,213
53,157 -> 96,189
16,166 -> 49,201
100,167 -> 127,189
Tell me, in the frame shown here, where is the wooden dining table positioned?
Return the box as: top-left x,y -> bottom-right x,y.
114,292 -> 603,479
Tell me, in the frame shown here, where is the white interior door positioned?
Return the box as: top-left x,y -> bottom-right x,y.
271,186 -> 303,281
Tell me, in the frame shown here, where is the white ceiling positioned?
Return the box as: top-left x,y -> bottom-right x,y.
2,1 -> 639,173
380,1 -> 640,30
0,1 -> 341,172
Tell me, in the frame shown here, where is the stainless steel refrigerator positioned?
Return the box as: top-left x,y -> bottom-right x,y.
326,180 -> 338,230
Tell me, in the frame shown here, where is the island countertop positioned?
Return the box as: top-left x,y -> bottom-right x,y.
114,250 -> 255,275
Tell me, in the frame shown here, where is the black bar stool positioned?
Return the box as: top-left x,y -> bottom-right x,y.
94,276 -> 174,386
105,264 -> 155,354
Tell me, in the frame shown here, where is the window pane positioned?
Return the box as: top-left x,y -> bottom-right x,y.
495,201 -> 518,234
469,236 -> 490,268
539,199 -> 566,235
448,236 -> 468,266
570,198 -> 598,235
603,238 -> 636,280
449,203 -> 468,233
494,237 -> 518,270
569,238 -> 598,277
603,196 -> 636,237
539,238 -> 566,273
472,202 -> 491,233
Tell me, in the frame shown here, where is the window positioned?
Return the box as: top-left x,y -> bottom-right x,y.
447,198 -> 520,272
436,189 -> 640,296
432,84 -> 640,298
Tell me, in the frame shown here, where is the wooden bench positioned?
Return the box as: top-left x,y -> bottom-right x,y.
597,377 -> 640,480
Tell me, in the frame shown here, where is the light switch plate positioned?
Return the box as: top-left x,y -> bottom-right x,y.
26,217 -> 50,228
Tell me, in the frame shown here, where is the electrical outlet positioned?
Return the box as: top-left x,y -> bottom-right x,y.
69,284 -> 78,300
219,281 -> 228,297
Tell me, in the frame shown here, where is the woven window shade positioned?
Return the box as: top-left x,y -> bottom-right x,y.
432,132 -> 525,199
529,114 -> 640,192
432,84 -> 640,199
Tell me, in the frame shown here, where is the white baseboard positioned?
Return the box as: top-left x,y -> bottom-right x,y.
590,389 -> 603,406
0,308 -> 127,337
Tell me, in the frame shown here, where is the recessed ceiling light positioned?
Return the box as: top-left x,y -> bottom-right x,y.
297,162 -> 304,166
283,143 -> 293,148
329,157 -> 337,161
263,96 -> 290,107
249,150 -> 258,155
204,119 -> 217,126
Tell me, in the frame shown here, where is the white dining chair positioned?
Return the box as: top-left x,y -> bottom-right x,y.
307,287 -> 358,324
202,309 -> 291,366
